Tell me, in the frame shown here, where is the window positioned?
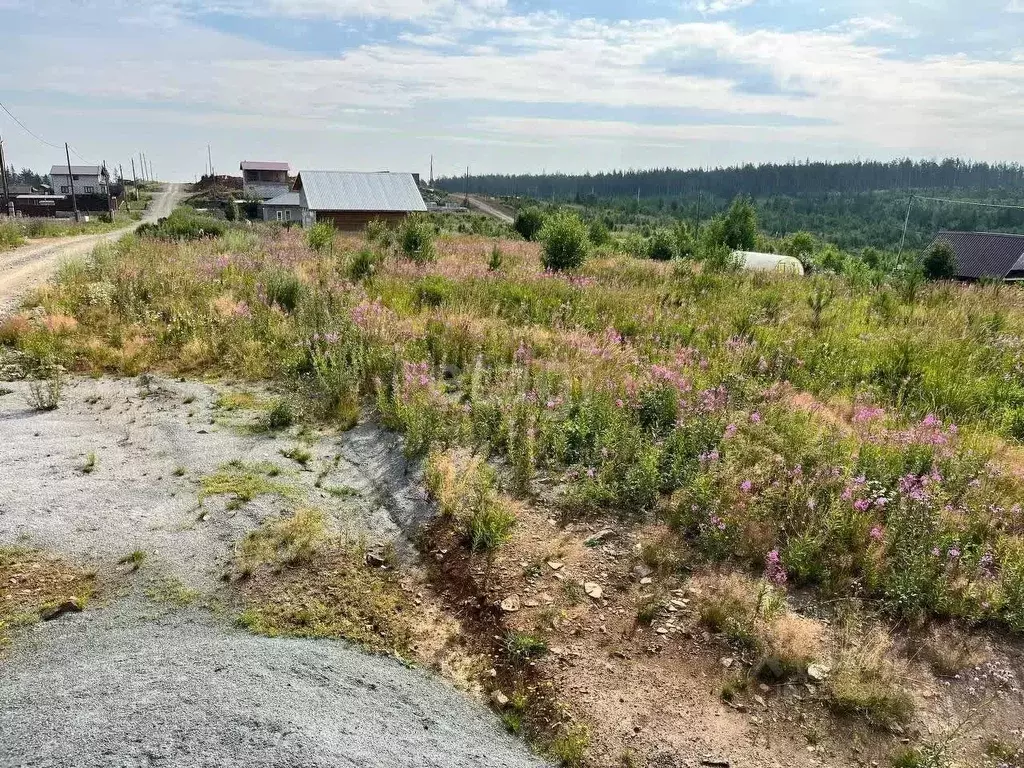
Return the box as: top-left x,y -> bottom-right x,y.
72,175 -> 80,181
84,186 -> 95,194
276,210 -> 291,222
60,186 -> 69,194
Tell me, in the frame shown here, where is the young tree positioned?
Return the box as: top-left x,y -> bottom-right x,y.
648,229 -> 678,261
513,207 -> 545,241
722,196 -> 758,251
588,218 -> 611,247
540,211 -> 589,271
922,240 -> 957,281
673,221 -> 696,260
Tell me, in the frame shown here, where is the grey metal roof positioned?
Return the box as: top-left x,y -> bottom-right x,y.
296,171 -> 426,213
49,165 -> 102,176
241,161 -> 289,172
263,192 -> 301,207
932,231 -> 1024,280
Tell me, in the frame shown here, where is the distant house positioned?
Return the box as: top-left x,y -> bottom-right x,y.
49,165 -> 108,196
294,171 -> 427,231
240,161 -> 290,200
8,183 -> 40,195
930,231 -> 1024,281
261,192 -> 302,224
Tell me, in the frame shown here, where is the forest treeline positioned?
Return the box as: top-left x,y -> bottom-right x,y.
438,159 -> 1024,200
437,159 -> 1024,250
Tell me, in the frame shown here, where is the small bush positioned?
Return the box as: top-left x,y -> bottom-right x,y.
647,229 -> 678,261
306,221 -> 335,253
540,211 -> 589,272
488,243 -> 504,271
549,724 -> 589,767
399,215 -> 436,264
265,399 -> 295,431
513,207 -> 544,241
26,365 -> 63,411
138,208 -> 224,241
923,240 -> 957,281
425,450 -> 517,554
348,248 -> 380,281
588,218 -> 611,247
265,270 -> 303,313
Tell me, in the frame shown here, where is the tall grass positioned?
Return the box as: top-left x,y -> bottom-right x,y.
7,226 -> 1024,631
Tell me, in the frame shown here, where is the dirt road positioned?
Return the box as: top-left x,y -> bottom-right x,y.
0,183 -> 181,314
465,194 -> 515,224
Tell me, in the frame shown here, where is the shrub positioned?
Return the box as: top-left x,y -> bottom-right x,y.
647,229 -> 678,261
225,199 -> 238,222
722,196 -> 758,251
306,221 -> 335,253
923,240 -> 957,281
674,221 -> 696,259
540,211 -> 589,271
264,399 -> 295,431
425,450 -> 517,554
264,270 -> 303,313
513,207 -> 544,241
399,215 -> 436,264
347,247 -> 380,281
588,218 -> 611,247
26,365 -> 63,411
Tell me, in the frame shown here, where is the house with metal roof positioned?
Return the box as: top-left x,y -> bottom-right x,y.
930,231 -> 1024,281
240,161 -> 291,201
261,192 -> 302,224
49,164 -> 108,196
294,171 -> 427,231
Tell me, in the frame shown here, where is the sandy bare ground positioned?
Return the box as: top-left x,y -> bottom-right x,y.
0,376 -> 547,767
0,183 -> 181,313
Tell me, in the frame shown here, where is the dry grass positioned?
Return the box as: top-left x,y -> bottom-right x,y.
826,618 -> 915,727
425,449 -> 517,553
0,547 -> 95,647
916,625 -> 989,678
234,508 -> 414,652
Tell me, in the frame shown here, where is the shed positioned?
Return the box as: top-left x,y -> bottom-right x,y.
929,231 -> 1024,281
261,192 -> 302,223
294,171 -> 426,231
734,251 -> 805,276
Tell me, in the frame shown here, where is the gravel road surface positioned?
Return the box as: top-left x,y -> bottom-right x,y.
0,376 -> 547,768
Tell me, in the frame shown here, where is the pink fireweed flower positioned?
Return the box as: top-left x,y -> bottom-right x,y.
854,499 -> 871,513
615,398 -> 624,408
869,526 -> 884,541
749,411 -> 761,424
709,514 -> 727,532
764,550 -> 787,586
724,423 -> 738,438
740,480 -> 753,493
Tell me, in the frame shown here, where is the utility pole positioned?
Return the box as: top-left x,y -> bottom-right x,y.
0,135 -> 12,217
149,159 -> 154,182
65,142 -> 80,223
130,157 -> 139,201
208,144 -> 213,178
464,165 -> 469,203
140,152 -> 147,182
429,154 -> 433,187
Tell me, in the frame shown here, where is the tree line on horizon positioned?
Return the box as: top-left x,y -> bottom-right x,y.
437,158 -> 1024,201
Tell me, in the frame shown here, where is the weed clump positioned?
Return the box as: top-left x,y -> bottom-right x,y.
426,450 -> 517,554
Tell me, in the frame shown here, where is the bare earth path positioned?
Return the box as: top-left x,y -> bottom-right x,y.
465,194 -> 515,224
0,183 -> 181,313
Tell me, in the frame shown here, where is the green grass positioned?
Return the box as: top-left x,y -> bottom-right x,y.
10,222 -> 1024,634
198,461 -> 293,505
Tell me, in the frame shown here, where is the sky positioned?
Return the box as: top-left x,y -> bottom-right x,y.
0,0 -> 1022,182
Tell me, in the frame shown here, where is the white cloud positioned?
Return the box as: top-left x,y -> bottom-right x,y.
2,0 -> 1024,176
691,0 -> 756,15
1007,0 -> 1024,11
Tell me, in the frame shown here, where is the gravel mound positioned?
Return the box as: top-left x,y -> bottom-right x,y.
0,610 -> 545,768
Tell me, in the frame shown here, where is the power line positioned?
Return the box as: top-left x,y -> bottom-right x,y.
0,99 -> 63,150
0,99 -> 99,165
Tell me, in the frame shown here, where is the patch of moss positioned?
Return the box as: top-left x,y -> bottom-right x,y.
198,461 -> 294,504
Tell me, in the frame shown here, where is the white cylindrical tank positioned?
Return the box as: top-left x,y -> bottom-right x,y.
735,251 -> 805,275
